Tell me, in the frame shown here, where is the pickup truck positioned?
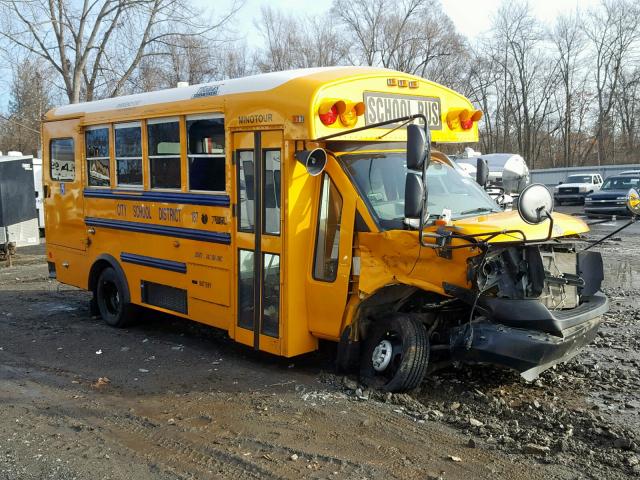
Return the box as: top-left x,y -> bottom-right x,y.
554,173 -> 603,205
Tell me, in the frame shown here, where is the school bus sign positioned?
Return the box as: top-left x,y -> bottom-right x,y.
363,92 -> 442,129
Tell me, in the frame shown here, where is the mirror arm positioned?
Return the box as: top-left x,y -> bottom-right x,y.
418,118 -> 431,248
543,211 -> 554,242
583,215 -> 637,251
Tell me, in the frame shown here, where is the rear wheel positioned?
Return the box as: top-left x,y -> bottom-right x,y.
359,314 -> 429,392
96,267 -> 133,327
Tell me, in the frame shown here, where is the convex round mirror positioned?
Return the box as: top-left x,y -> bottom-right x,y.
517,183 -> 554,224
627,188 -> 640,216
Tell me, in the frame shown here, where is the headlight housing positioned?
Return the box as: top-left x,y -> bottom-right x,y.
579,185 -> 589,192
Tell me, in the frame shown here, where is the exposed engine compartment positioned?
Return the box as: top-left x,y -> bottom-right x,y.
473,243 -> 588,310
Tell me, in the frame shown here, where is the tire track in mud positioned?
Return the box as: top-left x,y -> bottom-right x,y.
97,412 -> 283,479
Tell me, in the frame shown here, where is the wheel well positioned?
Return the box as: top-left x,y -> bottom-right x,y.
87,255 -> 131,304
88,259 -> 112,293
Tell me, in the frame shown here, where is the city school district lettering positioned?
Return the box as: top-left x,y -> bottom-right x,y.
123,204 -> 181,222
364,92 -> 442,130
158,207 -> 182,223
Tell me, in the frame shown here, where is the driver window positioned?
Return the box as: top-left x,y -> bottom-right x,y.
313,174 -> 343,282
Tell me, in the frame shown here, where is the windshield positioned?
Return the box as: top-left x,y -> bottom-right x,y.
566,175 -> 594,183
601,176 -> 640,191
341,152 -> 499,230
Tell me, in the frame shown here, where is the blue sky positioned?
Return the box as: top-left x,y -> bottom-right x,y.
0,0 -> 598,111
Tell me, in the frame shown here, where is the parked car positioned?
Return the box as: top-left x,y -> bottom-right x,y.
554,173 -> 603,205
584,173 -> 640,217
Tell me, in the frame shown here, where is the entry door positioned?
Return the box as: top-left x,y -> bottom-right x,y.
43,120 -> 87,251
233,130 -> 283,354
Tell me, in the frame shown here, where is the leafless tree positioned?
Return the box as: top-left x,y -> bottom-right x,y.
253,5 -> 350,72
0,59 -> 51,155
552,11 -> 586,167
583,0 -> 640,165
0,0 -> 242,103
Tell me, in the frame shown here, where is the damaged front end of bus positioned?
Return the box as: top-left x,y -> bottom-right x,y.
332,118 -> 640,392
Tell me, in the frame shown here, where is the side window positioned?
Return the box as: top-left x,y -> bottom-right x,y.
115,122 -> 142,187
237,150 -> 255,232
85,127 -> 110,187
313,174 -> 343,282
263,149 -> 281,235
187,114 -> 225,192
50,138 -> 75,182
147,118 -> 181,189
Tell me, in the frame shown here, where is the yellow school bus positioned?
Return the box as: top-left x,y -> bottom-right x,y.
43,67 -> 609,391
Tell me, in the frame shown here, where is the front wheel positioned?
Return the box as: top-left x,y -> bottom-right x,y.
359,314 -> 429,392
96,267 -> 134,327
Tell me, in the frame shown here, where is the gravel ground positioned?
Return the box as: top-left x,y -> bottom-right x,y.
1,209 -> 639,479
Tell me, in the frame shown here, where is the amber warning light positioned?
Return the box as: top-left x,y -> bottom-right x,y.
446,108 -> 483,130
318,99 -> 365,127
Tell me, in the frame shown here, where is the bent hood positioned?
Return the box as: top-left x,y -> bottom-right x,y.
449,210 -> 589,243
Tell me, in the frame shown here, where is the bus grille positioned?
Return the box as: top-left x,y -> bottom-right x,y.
141,280 -> 188,314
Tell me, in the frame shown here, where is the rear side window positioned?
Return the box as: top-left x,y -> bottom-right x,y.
147,118 -> 181,189
187,114 -> 225,192
50,138 -> 75,182
85,127 -> 110,187
115,122 -> 142,187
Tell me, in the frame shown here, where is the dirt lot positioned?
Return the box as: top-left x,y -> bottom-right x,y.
1,209 -> 639,479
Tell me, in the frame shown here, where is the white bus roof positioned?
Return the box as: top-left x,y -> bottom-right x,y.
49,66 -> 391,118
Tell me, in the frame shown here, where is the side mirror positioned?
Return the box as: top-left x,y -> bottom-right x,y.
406,124 -> 427,171
476,158 -> 489,187
295,148 -> 327,176
627,188 -> 640,216
517,183 -> 554,224
404,172 -> 424,219
558,181 -> 563,185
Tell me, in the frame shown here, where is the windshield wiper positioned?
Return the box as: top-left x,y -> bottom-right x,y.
459,207 -> 495,215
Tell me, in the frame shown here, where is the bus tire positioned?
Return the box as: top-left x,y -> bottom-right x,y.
359,314 -> 429,392
96,267 -> 134,328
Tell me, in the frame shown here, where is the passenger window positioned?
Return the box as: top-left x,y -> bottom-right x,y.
50,138 -> 75,182
186,114 -> 225,191
313,174 -> 343,282
115,122 -> 142,187
147,118 -> 181,189
85,127 -> 110,187
237,150 -> 255,232
238,249 -> 255,330
263,149 -> 281,235
262,253 -> 280,337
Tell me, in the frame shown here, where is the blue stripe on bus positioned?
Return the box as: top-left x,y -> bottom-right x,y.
85,217 -> 231,244
83,189 -> 230,207
120,252 -> 187,274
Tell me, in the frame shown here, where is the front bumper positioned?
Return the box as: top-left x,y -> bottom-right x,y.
584,202 -> 630,216
449,293 -> 608,380
555,192 -> 588,202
